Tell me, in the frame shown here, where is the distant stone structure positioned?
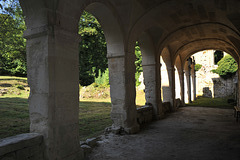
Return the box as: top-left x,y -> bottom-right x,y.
194,50 -> 237,98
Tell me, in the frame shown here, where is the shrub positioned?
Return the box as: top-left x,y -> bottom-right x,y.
213,55 -> 238,79
94,69 -> 109,87
16,84 -> 25,90
195,64 -> 202,71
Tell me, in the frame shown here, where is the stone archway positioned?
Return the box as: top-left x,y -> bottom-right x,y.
14,0 -> 240,159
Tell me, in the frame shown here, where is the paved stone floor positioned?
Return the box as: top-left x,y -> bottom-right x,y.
89,106 -> 240,160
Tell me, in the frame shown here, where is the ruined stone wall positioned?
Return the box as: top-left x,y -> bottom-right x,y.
0,133 -> 44,160
194,50 -> 237,98
137,105 -> 153,126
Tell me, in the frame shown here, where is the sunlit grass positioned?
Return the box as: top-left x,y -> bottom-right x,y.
0,97 -> 29,139
187,96 -> 234,107
0,76 -> 146,140
0,76 -> 29,98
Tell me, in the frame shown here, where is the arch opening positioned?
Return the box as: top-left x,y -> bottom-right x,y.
182,49 -> 238,106
78,11 -> 112,140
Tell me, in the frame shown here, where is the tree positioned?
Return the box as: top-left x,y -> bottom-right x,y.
78,11 -> 107,86
0,0 -> 26,76
135,41 -> 142,86
212,55 -> 238,79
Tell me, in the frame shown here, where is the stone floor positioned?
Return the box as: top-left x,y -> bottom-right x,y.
89,106 -> 240,160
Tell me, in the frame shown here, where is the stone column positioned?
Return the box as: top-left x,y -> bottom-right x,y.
180,70 -> 185,106
108,52 -> 139,134
192,61 -> 197,100
157,61 -> 164,117
171,67 -> 176,110
184,71 -> 189,104
143,60 -> 163,119
24,26 -> 81,159
167,67 -> 174,108
188,59 -> 192,103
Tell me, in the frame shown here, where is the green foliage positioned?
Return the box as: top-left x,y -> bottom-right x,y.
0,0 -> 27,76
15,84 -> 24,90
213,55 -> 238,79
135,42 -> 142,86
78,11 -> 107,86
195,64 -> 202,71
94,69 -> 109,87
78,12 -> 143,87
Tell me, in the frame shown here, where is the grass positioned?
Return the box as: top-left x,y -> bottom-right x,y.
0,76 -> 29,98
0,97 -> 29,139
1,76 -> 235,140
0,76 -> 146,140
79,100 -> 111,140
186,96 -> 234,108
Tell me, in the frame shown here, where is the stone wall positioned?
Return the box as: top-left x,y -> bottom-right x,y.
194,50 -> 237,98
137,105 -> 153,126
212,77 -> 238,98
0,133 -> 44,160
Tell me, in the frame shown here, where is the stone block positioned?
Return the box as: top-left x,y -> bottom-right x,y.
0,152 -> 16,160
86,138 -> 98,148
0,133 -> 43,156
81,145 -> 92,156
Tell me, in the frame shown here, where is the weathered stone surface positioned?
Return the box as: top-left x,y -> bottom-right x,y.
0,133 -> 43,160
137,105 -> 153,126
17,0 -> 240,159
162,102 -> 172,114
194,50 -> 237,98
81,144 -> 92,157
86,138 -> 99,148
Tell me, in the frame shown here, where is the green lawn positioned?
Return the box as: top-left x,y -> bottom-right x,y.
0,76 -> 146,140
1,76 -> 235,140
187,96 -> 234,108
0,97 -> 30,139
0,76 -> 112,140
0,96 -> 112,140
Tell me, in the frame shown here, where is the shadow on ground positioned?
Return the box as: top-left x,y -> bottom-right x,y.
0,98 -> 112,141
89,106 -> 240,160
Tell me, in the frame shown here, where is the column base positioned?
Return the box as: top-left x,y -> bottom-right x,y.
124,124 -> 140,134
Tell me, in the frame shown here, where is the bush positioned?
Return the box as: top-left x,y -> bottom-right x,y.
195,64 -> 202,71
94,69 -> 109,87
213,55 -> 238,79
16,84 -> 25,90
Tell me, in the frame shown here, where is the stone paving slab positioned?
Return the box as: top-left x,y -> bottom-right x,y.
89,106 -> 240,160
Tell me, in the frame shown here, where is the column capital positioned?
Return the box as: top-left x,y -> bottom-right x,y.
24,25 -> 81,43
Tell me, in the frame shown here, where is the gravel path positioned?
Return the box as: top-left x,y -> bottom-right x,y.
89,106 -> 240,160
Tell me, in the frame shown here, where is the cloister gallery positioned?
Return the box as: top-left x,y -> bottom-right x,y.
1,0 -> 240,159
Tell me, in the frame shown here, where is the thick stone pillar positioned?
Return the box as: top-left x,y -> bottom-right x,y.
138,33 -> 163,119
24,26 -> 81,159
108,52 -> 139,134
161,66 -> 173,104
184,71 -> 189,104
175,68 -> 181,99
188,60 -> 192,103
168,67 -> 174,107
191,62 -> 197,100
171,67 -> 176,110
180,70 -> 185,106
143,64 -> 157,111
143,60 -> 163,119
157,61 -> 164,117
